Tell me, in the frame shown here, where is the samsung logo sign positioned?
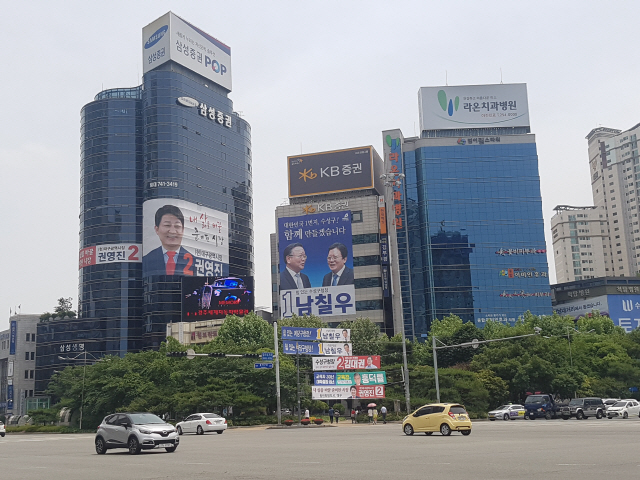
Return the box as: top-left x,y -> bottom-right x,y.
145,25 -> 168,49
177,97 -> 199,108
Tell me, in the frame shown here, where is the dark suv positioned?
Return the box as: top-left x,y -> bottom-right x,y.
560,398 -> 605,420
95,412 -> 179,455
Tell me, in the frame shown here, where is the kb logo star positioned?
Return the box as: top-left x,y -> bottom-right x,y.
299,168 -> 317,182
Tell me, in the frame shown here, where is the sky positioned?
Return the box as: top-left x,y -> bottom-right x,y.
1,0 -> 639,332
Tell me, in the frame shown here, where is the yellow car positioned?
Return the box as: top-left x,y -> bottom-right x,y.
402,403 -> 472,436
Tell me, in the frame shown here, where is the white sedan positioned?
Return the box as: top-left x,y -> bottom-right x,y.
176,413 -> 227,435
606,400 -> 640,419
488,404 -> 526,421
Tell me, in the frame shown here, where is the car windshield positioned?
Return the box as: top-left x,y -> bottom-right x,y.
494,405 -> 510,410
203,413 -> 221,419
129,413 -> 165,424
604,400 -> 617,405
612,402 -> 627,408
525,396 -> 547,404
569,399 -> 582,406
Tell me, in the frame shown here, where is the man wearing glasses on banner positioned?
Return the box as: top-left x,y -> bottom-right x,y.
280,242 -> 312,290
322,242 -> 354,286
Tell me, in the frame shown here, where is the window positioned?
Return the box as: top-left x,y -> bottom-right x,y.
30,370 -> 34,379
353,255 -> 380,267
25,351 -> 30,361
354,277 -> 383,289
352,233 -> 379,244
31,333 -> 35,342
25,370 -> 29,379
26,333 -> 30,342
356,300 -> 384,311
30,352 -> 35,360
351,211 -> 363,223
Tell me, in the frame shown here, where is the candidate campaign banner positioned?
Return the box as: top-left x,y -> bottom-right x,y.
314,371 -> 387,386
9,320 -> 16,355
283,341 -> 351,356
278,211 -> 356,318
281,327 -> 350,342
79,243 -> 142,269
312,385 -> 385,400
312,355 -> 381,371
143,199 -> 229,277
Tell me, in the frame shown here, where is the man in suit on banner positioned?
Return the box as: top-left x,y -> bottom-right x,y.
143,204 -> 193,276
280,242 -> 311,290
322,242 -> 354,286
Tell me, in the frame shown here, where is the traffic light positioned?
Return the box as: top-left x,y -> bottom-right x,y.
166,351 -> 188,357
208,352 -> 226,357
243,353 -> 260,358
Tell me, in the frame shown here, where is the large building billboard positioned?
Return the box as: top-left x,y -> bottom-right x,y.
278,211 -> 356,318
142,12 -> 232,91
142,199 -> 229,277
418,83 -> 529,131
182,276 -> 254,320
288,147 -> 380,198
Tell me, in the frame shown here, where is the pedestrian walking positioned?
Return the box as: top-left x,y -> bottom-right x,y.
335,409 -> 340,424
329,406 -> 334,424
368,408 -> 373,424
381,405 -> 387,424
350,408 -> 356,424
373,408 -> 378,425
304,408 -> 310,419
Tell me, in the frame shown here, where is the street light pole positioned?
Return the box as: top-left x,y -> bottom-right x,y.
274,321 -> 281,425
432,328 -> 542,403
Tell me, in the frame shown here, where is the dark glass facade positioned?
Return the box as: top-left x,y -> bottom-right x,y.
396,138 -> 552,339
141,62 -> 253,349
36,60 -> 253,390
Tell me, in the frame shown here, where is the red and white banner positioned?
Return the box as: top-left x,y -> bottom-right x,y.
312,385 -> 385,400
312,355 -> 381,371
79,243 -> 142,269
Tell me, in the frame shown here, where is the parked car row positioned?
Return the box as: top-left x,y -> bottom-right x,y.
95,411 -> 227,455
488,396 -> 640,421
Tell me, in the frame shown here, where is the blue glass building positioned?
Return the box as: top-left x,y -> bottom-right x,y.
382,84 -> 551,340
36,15 -> 252,391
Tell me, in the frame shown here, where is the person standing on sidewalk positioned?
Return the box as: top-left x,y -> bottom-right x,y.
329,406 -> 334,424
373,408 -> 378,425
368,407 -> 373,424
381,405 -> 387,424
350,408 -> 356,423
304,408 -> 310,419
335,409 -> 340,424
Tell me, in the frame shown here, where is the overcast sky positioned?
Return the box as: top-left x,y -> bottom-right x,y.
1,0 -> 639,332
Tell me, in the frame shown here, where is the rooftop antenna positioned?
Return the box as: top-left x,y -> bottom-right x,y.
500,68 -> 503,84
445,70 -> 448,86
414,122 -> 416,137
300,142 -> 303,154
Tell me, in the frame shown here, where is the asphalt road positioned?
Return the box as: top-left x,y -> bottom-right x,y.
1,418 -> 639,480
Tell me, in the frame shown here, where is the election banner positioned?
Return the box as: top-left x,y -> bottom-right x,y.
143,198 -> 229,277
9,320 -> 16,355
182,276 -> 254,321
314,371 -> 387,386
281,327 -> 350,342
79,243 -> 142,269
312,385 -> 385,400
283,341 -> 351,356
278,211 -> 356,318
313,355 -> 381,371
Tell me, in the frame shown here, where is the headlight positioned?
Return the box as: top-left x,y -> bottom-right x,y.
137,427 -> 152,434
403,416 -> 408,422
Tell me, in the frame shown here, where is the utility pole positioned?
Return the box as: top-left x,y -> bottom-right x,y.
274,321 -> 281,425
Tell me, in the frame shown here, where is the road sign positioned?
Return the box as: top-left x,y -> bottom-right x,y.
261,352 -> 274,361
254,363 -> 273,369
186,349 -> 196,360
471,339 -> 479,349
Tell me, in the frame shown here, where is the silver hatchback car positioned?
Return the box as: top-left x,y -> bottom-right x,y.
95,412 -> 179,455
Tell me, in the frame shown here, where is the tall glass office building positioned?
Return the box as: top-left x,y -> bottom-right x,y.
37,13 -> 253,391
382,84 -> 551,340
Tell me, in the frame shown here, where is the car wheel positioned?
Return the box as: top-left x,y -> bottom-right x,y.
528,414 -> 535,420
177,426 -> 183,435
562,416 -> 569,420
461,430 -> 471,436
623,412 -> 628,419
596,410 -> 603,419
216,430 -> 224,434
576,411 -> 584,420
545,412 -> 552,420
197,425 -> 204,435
128,436 -> 141,455
503,414 -> 510,421
0,433 -> 4,437
403,424 -> 414,436
489,418 -> 495,421
440,423 -> 451,436
95,436 -> 107,455
165,446 -> 177,453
